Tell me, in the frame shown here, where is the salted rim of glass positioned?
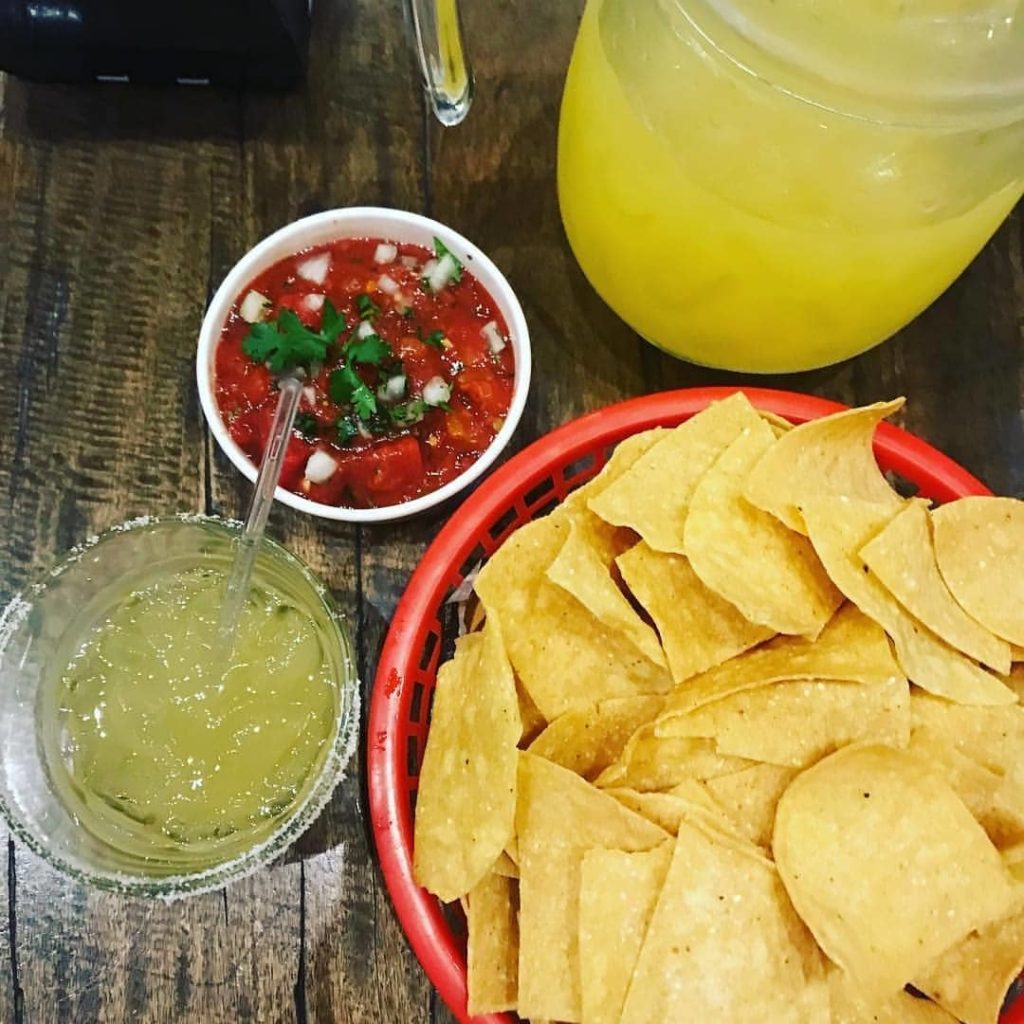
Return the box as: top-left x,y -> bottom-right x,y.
0,513 -> 361,900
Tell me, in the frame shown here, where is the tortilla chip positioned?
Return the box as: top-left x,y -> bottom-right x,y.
932,497 -> 1024,646
1004,842 -> 1024,880
744,399 -> 904,533
467,871 -> 519,1015
802,496 -> 1016,705
910,726 -> 1024,848
828,969 -> 958,1023
588,392 -> 763,553
684,418 -> 842,637
657,677 -> 910,768
910,692 -> 1024,776
758,409 -> 794,435
773,744 -> 1018,1003
619,819 -> 829,1023
492,850 -> 519,879
659,603 -> 901,721
594,722 -> 753,792
515,753 -> 667,1022
916,902 -> 1024,1024
564,428 -> 669,513
413,618 -> 521,902
578,843 -> 673,1024
517,679 -> 548,746
604,785 -> 741,840
860,501 -> 1011,673
475,514 -> 671,720
705,763 -> 800,847
527,696 -> 664,781
617,541 -> 773,684
547,509 -> 666,668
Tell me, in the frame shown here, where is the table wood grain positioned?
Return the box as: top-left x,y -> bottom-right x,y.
0,1 -> 1021,1021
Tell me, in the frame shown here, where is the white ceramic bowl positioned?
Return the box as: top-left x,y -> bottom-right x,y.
197,207 -> 531,523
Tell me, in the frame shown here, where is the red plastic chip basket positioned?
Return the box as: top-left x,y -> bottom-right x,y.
368,387 -> 1024,1024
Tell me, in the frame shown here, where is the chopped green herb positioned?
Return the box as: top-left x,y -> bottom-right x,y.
355,293 -> 381,321
321,298 -> 347,341
241,301 -> 347,373
424,330 -> 445,349
328,364 -> 377,421
336,416 -> 358,446
346,332 -> 391,365
294,412 -> 319,439
386,399 -> 428,426
433,237 -> 463,283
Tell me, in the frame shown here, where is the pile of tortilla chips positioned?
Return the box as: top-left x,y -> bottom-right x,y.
412,392 -> 1024,1024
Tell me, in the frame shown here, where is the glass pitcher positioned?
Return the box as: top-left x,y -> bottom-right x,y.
413,0 -> 1024,374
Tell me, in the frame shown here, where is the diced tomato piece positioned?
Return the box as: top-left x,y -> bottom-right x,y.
441,318 -> 491,367
455,366 -> 512,416
228,411 -> 259,458
394,335 -> 446,388
345,435 -> 425,503
275,293 -> 322,327
239,362 -> 272,405
280,436 -> 314,491
443,405 -> 492,452
306,465 -> 349,506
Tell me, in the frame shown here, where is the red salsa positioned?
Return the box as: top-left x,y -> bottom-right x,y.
214,237 -> 516,509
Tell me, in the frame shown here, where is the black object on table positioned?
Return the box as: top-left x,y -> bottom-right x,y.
0,0 -> 310,88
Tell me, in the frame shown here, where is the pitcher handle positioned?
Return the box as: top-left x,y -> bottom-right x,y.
407,0 -> 474,126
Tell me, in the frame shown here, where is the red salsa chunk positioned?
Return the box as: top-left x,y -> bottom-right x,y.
214,236 -> 516,509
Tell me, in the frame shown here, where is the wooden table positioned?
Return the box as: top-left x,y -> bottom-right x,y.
0,1 -> 1021,1020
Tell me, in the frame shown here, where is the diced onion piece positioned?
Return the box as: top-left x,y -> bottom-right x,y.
423,376 -> 452,407
427,253 -> 457,293
377,273 -> 399,295
357,320 -> 376,339
304,449 -> 337,484
357,421 -> 374,440
482,320 -> 507,354
374,242 -> 398,265
239,289 -> 271,323
302,386 -> 317,406
377,374 -> 407,402
400,255 -> 419,269
303,293 -> 325,312
296,253 -> 330,285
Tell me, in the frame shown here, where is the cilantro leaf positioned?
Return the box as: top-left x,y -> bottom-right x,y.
423,330 -> 445,349
433,237 -> 463,283
336,416 -> 358,446
321,299 -> 347,343
346,332 -> 391,365
386,399 -> 427,426
241,306 -> 343,373
356,293 -> 381,321
329,364 -> 377,421
294,412 -> 319,440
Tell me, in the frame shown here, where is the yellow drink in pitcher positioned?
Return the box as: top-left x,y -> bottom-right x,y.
558,0 -> 1024,372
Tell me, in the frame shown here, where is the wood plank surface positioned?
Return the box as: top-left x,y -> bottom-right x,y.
0,0 -> 1021,1021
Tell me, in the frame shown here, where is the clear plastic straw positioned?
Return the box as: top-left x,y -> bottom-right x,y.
216,375 -> 303,648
